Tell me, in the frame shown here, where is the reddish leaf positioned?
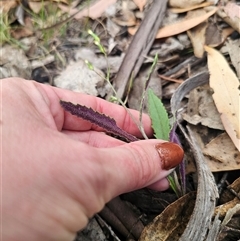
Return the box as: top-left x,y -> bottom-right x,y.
60,100 -> 138,142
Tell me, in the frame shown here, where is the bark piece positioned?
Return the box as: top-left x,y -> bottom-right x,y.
107,0 -> 168,101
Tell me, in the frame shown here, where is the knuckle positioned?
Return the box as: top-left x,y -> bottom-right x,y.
126,144 -> 156,188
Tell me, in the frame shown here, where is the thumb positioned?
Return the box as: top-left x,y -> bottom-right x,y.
96,139 -> 184,200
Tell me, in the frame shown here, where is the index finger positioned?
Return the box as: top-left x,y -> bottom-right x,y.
40,83 -> 153,138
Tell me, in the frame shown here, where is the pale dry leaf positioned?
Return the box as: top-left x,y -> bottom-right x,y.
132,0 -> 147,12
224,2 -> 240,20
217,5 -> 240,33
221,204 -> 240,227
170,2 -> 212,14
226,39 -> 240,79
204,45 -> 240,151
28,1 -> 47,14
187,9 -> 208,58
214,198 -> 240,219
29,0 -> 70,4
183,85 -> 224,130
157,8 -> 217,39
59,0 -> 117,20
0,0 -> 17,13
169,0 -> 205,8
128,7 -> 217,38
203,133 -> 240,172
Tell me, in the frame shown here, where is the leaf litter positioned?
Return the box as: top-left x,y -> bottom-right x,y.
1,0 -> 240,240
205,45 -> 240,151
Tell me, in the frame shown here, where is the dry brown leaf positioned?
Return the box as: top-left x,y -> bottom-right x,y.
205,22 -> 225,47
183,85 -> 224,130
224,2 -> 240,20
203,133 -> 240,172
157,7 -> 217,39
59,0 -> 117,20
169,0 -> 205,8
29,0 -> 70,4
221,27 -> 235,41
226,39 -> 240,79
187,9 -> 208,58
0,0 -> 17,13
128,7 -> 217,38
217,3 -> 240,33
28,1 -> 47,14
205,45 -> 240,151
11,17 -> 34,39
139,192 -> 196,241
170,1 -> 212,14
132,0 -> 147,12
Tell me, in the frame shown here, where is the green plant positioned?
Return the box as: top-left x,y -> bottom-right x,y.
0,13 -> 20,46
86,29 -> 147,138
86,29 -> 185,195
25,1 -> 68,44
0,13 -> 11,45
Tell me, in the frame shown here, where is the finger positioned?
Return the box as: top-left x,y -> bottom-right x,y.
62,130 -> 125,148
95,141 -> 184,199
147,178 -> 170,191
57,139 -> 184,218
39,83 -> 153,138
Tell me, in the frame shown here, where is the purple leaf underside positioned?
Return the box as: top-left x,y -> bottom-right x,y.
60,100 -> 138,143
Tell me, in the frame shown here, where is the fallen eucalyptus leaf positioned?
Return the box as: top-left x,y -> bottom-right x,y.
128,8 -> 217,39
186,9 -> 208,58
205,45 -> 240,151
169,0 -> 205,8
170,2 -> 212,14
183,85 -> 224,130
139,192 -> 196,241
203,133 -> 240,172
226,39 -> 240,79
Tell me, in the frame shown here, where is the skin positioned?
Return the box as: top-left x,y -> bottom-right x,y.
1,78 -> 178,241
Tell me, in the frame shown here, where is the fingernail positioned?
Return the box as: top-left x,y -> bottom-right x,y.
155,142 -> 184,170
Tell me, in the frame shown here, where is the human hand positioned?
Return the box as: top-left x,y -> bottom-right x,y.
1,78 -> 183,241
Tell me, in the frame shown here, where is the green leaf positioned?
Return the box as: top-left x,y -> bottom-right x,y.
168,176 -> 177,192
147,89 -> 170,140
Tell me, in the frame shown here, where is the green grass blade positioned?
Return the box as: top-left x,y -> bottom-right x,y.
147,89 -> 170,140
